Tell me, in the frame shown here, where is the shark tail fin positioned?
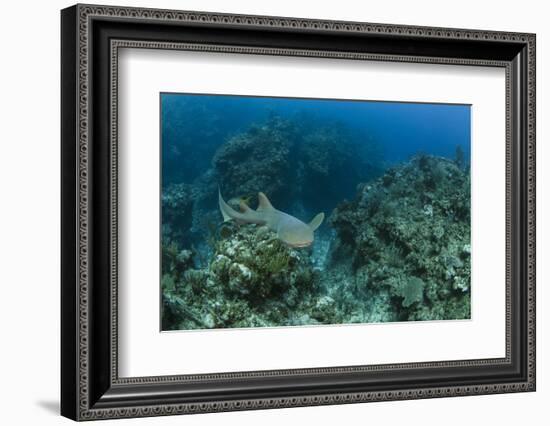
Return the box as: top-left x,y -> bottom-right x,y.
218,187 -> 234,222
308,212 -> 325,231
221,210 -> 232,222
257,192 -> 274,211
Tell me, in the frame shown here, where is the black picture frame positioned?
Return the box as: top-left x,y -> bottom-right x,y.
61,4 -> 536,421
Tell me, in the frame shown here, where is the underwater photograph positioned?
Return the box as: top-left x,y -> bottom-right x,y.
160,93 -> 471,331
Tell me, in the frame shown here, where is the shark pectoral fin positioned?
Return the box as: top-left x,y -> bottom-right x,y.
308,212 -> 325,231
257,192 -> 274,212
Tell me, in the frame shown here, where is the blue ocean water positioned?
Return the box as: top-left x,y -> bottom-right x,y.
161,93 -> 470,187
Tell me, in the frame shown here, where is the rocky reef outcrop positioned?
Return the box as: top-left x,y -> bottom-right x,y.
161,182 -> 195,246
212,115 -> 382,213
213,116 -> 298,208
329,154 -> 471,321
162,224 -> 328,330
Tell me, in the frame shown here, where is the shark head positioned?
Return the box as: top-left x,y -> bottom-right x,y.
277,219 -> 314,248
276,210 -> 325,248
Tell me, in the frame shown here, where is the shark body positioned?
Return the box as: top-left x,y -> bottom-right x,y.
218,189 -> 324,248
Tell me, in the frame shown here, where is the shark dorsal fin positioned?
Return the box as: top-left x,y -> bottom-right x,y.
257,192 -> 274,211
239,199 -> 252,213
308,212 -> 325,231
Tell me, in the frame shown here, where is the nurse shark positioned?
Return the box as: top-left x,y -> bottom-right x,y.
218,189 -> 324,248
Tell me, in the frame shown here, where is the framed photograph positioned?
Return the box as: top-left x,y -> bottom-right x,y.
61,4 -> 536,421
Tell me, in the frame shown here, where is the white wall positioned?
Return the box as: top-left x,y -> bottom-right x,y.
0,0 -> 546,424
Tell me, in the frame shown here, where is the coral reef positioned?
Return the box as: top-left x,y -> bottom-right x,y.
162,154 -> 471,330
213,116 -> 298,208
212,115 -> 382,213
161,110 -> 471,330
161,183 -> 195,246
162,224 -> 327,330
329,154 -> 471,321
